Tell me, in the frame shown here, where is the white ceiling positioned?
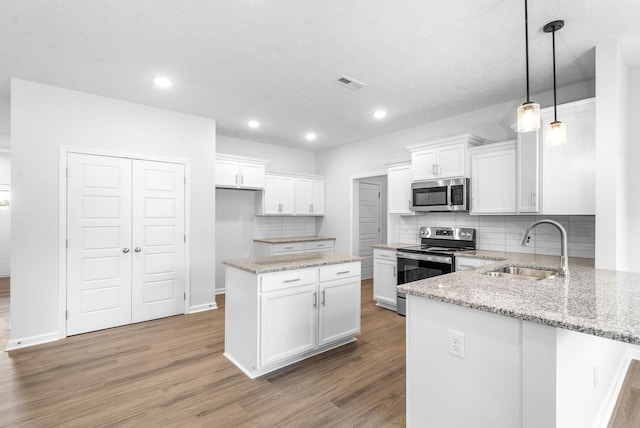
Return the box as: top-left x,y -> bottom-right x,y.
1,0 -> 640,151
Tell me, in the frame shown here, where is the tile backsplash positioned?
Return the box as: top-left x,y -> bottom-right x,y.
254,216 -> 319,239
389,213 -> 595,258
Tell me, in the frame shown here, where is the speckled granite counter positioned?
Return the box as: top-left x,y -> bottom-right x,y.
371,243 -> 415,250
399,251 -> 640,345
223,252 -> 362,274
253,236 -> 335,244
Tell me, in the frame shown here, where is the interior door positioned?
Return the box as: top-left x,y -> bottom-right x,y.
66,153 -> 132,335
131,160 -> 185,323
358,181 -> 381,279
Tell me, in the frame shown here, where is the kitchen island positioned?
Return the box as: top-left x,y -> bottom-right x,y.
223,252 -> 362,378
399,251 -> 640,428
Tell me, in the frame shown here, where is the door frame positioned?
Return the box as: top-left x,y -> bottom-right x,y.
357,180 -> 382,279
58,146 -> 191,339
348,171 -> 387,257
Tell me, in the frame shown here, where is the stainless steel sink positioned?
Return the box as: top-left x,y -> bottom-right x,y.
483,265 -> 557,281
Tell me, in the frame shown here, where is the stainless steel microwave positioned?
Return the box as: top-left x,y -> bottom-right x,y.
411,178 -> 469,212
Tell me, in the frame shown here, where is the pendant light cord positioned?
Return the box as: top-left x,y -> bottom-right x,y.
525,0 -> 531,103
552,28 -> 558,122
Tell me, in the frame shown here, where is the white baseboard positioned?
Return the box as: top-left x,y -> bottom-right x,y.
0,263 -> 9,277
215,288 -> 225,295
593,347 -> 638,428
189,302 -> 218,314
5,331 -> 59,351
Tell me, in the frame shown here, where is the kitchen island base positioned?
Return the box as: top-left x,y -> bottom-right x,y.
224,258 -> 361,379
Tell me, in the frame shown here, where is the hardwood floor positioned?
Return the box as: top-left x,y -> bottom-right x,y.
0,277 -> 406,427
608,359 -> 640,428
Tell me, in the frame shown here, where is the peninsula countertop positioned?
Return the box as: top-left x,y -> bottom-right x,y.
253,236 -> 335,244
398,251 -> 640,345
223,252 -> 362,274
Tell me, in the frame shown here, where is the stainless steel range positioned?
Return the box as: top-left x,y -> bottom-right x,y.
396,226 -> 476,316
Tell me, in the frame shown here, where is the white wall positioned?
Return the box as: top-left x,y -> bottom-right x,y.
216,134 -> 315,174
623,66 -> 640,271
0,96 -> 10,149
10,79 -> 217,347
316,81 -> 595,254
0,150 -> 9,276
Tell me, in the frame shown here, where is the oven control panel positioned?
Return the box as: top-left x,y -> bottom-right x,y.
420,226 -> 475,241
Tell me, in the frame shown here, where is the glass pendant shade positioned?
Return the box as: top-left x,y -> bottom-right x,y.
517,101 -> 541,132
546,120 -> 567,146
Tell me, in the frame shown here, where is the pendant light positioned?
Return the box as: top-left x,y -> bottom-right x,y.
517,0 -> 540,132
543,20 -> 567,146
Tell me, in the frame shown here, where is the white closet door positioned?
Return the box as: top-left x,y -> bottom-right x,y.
131,160 -> 185,323
67,153 -> 132,335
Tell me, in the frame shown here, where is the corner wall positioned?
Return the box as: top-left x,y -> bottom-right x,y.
10,79 -> 217,347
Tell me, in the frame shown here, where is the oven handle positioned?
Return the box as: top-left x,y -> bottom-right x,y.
397,252 -> 452,264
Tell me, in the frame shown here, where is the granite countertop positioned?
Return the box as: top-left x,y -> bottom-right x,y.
253,236 -> 336,244
398,251 -> 640,345
371,243 -> 415,250
223,252 -> 362,274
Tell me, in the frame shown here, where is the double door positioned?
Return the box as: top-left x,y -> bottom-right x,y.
66,153 -> 186,335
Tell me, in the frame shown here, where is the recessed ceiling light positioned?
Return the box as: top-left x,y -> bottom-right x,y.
373,110 -> 387,119
153,76 -> 172,88
248,120 -> 260,128
305,133 -> 317,141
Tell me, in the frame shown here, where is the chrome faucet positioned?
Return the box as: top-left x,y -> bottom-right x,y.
521,219 -> 570,277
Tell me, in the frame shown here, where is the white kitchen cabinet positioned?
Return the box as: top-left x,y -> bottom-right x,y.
262,174 -> 295,215
295,178 -> 325,215
455,256 -> 496,271
540,98 -> 596,215
469,141 -> 517,215
408,134 -> 485,181
303,240 -> 334,253
215,154 -> 267,190
516,130 -> 541,213
260,282 -> 317,366
373,249 -> 397,311
225,261 -> 361,378
387,164 -> 413,214
254,239 -> 334,257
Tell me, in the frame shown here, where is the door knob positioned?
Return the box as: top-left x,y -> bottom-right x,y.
134,247 -> 142,253
122,248 -> 130,253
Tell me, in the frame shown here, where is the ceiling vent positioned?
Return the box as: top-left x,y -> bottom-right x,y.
334,75 -> 367,90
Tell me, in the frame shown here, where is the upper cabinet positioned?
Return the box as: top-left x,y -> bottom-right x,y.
516,130 -> 541,213
408,134 -> 485,181
540,98 -> 596,215
295,178 -> 325,216
259,173 -> 325,216
469,141 -> 517,215
387,162 -> 413,215
215,154 -> 267,190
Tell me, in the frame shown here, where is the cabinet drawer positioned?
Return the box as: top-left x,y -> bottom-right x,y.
260,268 -> 317,293
272,242 -> 304,253
319,262 -> 360,282
455,257 -> 495,271
374,249 -> 396,261
304,240 -> 334,251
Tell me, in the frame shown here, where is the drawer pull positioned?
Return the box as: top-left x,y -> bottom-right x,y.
337,270 -> 350,275
283,278 -> 301,283
284,246 -> 294,250
317,244 -> 324,247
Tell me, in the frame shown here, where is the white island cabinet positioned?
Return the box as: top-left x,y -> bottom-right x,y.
224,255 -> 361,378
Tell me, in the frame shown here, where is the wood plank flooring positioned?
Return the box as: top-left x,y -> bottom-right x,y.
0,277 -> 406,427
608,359 -> 640,428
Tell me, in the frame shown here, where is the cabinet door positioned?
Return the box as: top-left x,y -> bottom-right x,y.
437,143 -> 465,178
470,145 -> 516,214
388,165 -> 413,214
260,283 -> 317,367
411,149 -> 437,181
373,258 -> 397,307
295,178 -> 311,215
240,163 -> 265,189
279,176 -> 296,215
318,278 -> 361,346
310,180 -> 324,215
517,130 -> 540,213
263,175 -> 281,214
215,159 -> 239,188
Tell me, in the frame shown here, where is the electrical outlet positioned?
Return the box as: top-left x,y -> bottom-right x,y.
448,330 -> 465,358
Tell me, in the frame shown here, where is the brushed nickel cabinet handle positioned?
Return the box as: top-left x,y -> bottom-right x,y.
321,290 -> 326,306
283,278 -> 300,283
313,292 -> 317,308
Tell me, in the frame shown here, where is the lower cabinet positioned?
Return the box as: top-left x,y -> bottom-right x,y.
254,239 -> 335,257
455,256 -> 496,271
373,249 -> 397,311
225,262 -> 361,378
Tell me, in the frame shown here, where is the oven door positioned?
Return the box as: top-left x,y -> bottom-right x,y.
396,252 -> 453,316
